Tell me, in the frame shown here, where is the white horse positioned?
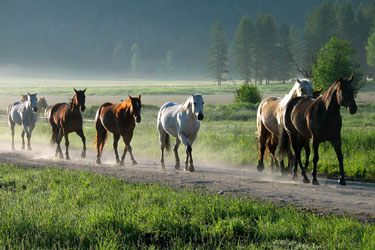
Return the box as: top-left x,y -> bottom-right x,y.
8,93 -> 39,151
157,94 -> 204,172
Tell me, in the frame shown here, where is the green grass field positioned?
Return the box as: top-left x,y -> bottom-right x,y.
1,163 -> 374,249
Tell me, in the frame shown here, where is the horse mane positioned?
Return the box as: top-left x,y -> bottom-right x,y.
321,80 -> 339,110
181,96 -> 192,111
115,99 -> 132,116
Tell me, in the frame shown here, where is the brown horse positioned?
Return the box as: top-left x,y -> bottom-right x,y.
256,79 -> 315,173
46,88 -> 87,160
94,96 -> 141,166
280,76 -> 357,185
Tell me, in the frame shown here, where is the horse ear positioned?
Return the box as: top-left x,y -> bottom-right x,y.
128,95 -> 132,100
138,95 -> 141,99
83,88 -> 87,93
348,75 -> 354,83
28,92 -> 30,96
297,78 -> 301,83
338,75 -> 343,82
73,88 -> 77,93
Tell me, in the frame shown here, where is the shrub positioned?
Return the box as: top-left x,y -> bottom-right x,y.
234,83 -> 261,104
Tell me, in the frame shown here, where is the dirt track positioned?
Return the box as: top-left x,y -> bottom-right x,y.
1,142 -> 375,222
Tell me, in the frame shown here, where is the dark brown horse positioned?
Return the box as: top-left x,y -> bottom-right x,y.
94,96 -> 141,166
46,88 -> 87,160
280,76 -> 357,185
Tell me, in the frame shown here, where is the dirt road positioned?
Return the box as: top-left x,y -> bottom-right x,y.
1,142 -> 374,222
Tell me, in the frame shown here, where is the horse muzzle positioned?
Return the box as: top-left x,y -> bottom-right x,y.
81,105 -> 86,112
33,107 -> 38,112
348,105 -> 357,115
136,116 -> 141,123
197,113 -> 204,120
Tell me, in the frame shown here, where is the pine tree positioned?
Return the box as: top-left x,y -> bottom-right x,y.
275,23 -> 293,84
207,21 -> 228,86
233,14 -> 254,84
366,32 -> 375,73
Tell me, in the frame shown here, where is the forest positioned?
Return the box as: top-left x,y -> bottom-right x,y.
0,0 -> 374,80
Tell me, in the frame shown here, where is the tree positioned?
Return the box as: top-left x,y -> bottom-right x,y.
233,14 -> 254,84
275,23 -> 293,84
130,43 -> 141,75
335,1 -> 355,43
312,37 -> 363,94
234,83 -> 261,104
207,21 -> 228,86
366,32 -> 375,71
253,14 -> 277,85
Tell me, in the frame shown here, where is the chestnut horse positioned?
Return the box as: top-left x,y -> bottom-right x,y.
256,79 -> 315,173
280,76 -> 357,185
94,95 -> 141,166
46,88 -> 87,160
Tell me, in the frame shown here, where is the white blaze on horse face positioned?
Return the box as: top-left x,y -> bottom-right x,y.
192,94 -> 204,120
28,94 -> 38,112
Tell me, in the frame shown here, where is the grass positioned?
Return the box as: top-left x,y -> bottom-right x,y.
0,163 -> 374,249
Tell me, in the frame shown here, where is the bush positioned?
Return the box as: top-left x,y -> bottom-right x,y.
234,83 -> 261,104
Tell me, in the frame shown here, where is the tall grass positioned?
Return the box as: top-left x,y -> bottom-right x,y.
0,163 -> 374,249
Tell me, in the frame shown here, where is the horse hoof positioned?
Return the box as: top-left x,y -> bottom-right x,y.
312,179 -> 319,185
27,147 -> 32,151
132,161 -> 137,166
256,164 -> 264,172
59,154 -> 64,159
21,146 -> 25,150
96,159 -> 101,165
175,163 -> 180,170
66,156 -> 70,160
338,178 -> 346,186
292,174 -> 298,181
303,177 -> 310,184
184,166 -> 189,172
189,166 -> 195,172
81,151 -> 86,158
119,161 -> 124,166
11,147 -> 15,151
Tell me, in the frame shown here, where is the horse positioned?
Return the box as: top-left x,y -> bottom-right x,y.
157,94 -> 204,172
8,93 -> 38,151
94,95 -> 141,166
256,79 -> 315,173
22,95 -> 48,117
46,88 -> 87,160
279,76 -> 357,186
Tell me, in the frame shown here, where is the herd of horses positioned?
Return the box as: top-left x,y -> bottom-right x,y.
6,75 -> 356,185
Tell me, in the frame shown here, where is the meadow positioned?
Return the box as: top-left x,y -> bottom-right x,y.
1,78 -> 375,179
0,163 -> 374,249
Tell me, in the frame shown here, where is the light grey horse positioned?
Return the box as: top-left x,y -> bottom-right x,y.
157,94 -> 204,172
8,93 -> 38,151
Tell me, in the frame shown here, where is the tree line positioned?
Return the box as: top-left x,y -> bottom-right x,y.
208,0 -> 375,85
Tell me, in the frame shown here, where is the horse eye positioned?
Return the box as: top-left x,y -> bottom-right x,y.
194,102 -> 197,105
202,102 -> 205,105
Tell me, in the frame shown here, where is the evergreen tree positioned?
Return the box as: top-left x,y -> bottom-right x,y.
233,14 -> 255,84
253,14 -> 277,85
335,1 -> 355,43
366,32 -> 375,73
207,21 -> 228,86
312,37 -> 363,94
130,43 -> 141,75
275,23 -> 293,84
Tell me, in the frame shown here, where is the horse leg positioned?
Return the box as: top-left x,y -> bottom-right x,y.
64,131 -> 70,160
21,130 -> 25,150
188,146 -> 194,172
257,123 -> 270,172
267,135 -> 279,172
123,132 -> 137,166
301,141 -> 311,183
113,134 -> 120,164
76,129 -> 86,158
331,138 -> 346,186
174,139 -> 181,169
312,140 -> 320,185
56,129 -> 64,159
27,123 -> 36,151
158,129 -> 167,169
10,121 -> 15,150
178,133 -> 193,172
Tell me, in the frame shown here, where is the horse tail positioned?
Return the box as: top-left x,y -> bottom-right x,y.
94,104 -> 109,153
278,127 -> 290,159
165,133 -> 171,151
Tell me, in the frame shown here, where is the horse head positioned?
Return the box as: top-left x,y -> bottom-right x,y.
295,78 -> 313,98
129,95 -> 142,123
191,94 -> 204,120
336,75 -> 357,114
73,88 -> 86,112
38,97 -> 48,110
27,93 -> 38,112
